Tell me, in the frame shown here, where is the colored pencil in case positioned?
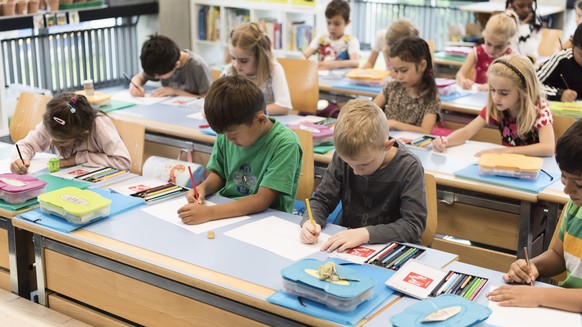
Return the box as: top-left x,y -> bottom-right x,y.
92,170 -> 127,183
456,275 -> 473,295
450,274 -> 469,295
438,273 -> 459,296
143,185 -> 182,198
469,278 -> 488,301
74,167 -> 111,180
444,273 -> 463,294
460,276 -> 479,298
371,243 -> 398,265
366,243 -> 395,264
132,183 -> 175,197
430,271 -> 454,297
381,245 -> 406,267
386,247 -> 415,269
377,244 -> 404,264
84,168 -> 117,181
463,277 -> 483,299
393,248 -> 419,269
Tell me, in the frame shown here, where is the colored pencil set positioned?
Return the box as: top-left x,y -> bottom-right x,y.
428,271 -> 488,301
130,182 -> 187,204
74,167 -> 129,183
410,135 -> 435,149
365,242 -> 425,270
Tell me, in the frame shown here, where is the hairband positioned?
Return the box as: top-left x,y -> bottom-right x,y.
66,98 -> 77,113
495,59 -> 526,85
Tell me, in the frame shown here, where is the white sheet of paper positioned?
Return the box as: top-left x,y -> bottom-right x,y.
431,140 -> 505,162
224,216 -> 330,261
0,152 -> 57,174
112,90 -> 169,106
0,142 -> 10,150
142,197 -> 250,234
186,111 -> 206,120
487,286 -> 582,327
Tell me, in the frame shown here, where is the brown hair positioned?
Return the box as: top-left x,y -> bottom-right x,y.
43,92 -> 98,141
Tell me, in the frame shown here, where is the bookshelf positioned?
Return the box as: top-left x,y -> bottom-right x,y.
190,0 -> 326,66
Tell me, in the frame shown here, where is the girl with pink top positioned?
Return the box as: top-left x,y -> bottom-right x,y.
10,93 -> 131,174
457,13 -> 518,91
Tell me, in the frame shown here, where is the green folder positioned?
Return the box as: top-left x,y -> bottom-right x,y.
314,143 -> 335,154
97,100 -> 136,113
37,174 -> 93,192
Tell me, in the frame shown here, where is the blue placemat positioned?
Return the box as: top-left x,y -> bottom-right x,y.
18,188 -> 145,233
454,164 -> 558,193
267,259 -> 396,326
330,80 -> 383,94
440,92 -> 472,102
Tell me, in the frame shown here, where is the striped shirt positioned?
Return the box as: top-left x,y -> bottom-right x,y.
536,48 -> 582,101
559,201 -> 582,288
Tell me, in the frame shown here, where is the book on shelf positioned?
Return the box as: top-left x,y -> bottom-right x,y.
259,18 -> 283,50
289,21 -> 312,51
226,8 -> 250,38
198,6 -> 220,41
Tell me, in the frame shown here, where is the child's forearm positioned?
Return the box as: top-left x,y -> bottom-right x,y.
328,59 -> 359,69
537,288 -> 582,312
504,143 -> 555,157
389,120 -> 432,134
207,187 -> 277,220
200,172 -> 225,195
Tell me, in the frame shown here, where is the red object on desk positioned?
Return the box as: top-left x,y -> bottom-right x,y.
188,166 -> 199,201
198,124 -> 210,129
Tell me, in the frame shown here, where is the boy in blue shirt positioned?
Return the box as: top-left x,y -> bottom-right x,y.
178,76 -> 302,224
300,99 -> 427,252
303,0 -> 360,70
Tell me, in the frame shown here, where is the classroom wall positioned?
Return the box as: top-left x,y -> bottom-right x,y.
159,0 -> 192,50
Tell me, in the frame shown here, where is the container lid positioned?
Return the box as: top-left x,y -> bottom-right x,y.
74,90 -> 111,105
281,258 -> 375,299
0,173 -> 47,194
38,187 -> 111,216
346,69 -> 390,81
478,153 -> 543,172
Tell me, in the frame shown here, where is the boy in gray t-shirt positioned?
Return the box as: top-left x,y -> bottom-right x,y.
129,35 -> 212,97
300,99 -> 427,252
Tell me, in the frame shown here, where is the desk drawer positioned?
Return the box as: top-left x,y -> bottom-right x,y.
0,229 -> 8,270
437,202 -> 519,250
49,294 -> 132,327
0,268 -> 9,291
45,250 -> 268,327
432,238 -> 515,272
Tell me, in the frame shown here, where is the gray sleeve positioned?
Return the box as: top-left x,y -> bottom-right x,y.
300,153 -> 343,228
185,56 -> 212,94
366,160 -> 427,244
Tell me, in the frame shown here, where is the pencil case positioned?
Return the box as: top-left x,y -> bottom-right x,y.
38,187 -> 111,224
478,153 -> 543,180
0,173 -> 47,204
346,69 -> 391,86
280,258 -> 375,312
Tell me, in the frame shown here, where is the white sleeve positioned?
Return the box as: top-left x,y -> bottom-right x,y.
307,34 -> 321,51
271,62 -> 292,110
348,36 -> 360,58
220,64 -> 233,77
372,29 -> 386,52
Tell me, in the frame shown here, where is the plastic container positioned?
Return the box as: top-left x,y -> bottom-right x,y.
281,259 -> 375,312
0,174 -> 47,204
435,78 -> 457,96
478,153 -> 543,180
38,187 -> 111,224
287,123 -> 333,145
75,90 -> 111,109
346,69 -> 391,87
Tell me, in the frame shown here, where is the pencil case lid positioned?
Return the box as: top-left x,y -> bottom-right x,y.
0,173 -> 47,193
38,187 -> 111,221
478,153 -> 543,172
346,69 -> 391,81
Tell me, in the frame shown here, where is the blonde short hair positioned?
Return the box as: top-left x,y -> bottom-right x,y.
486,53 -> 544,137
386,19 -> 419,48
334,99 -> 389,159
483,13 -> 517,43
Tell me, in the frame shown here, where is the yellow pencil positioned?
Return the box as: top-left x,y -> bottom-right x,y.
306,198 -> 315,226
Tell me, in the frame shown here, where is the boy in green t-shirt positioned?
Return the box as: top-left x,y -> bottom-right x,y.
488,119 -> 582,312
178,75 -> 302,224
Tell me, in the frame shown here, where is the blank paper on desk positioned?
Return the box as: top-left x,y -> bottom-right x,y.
224,216 -> 330,261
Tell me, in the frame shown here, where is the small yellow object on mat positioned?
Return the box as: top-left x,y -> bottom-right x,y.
207,231 -> 215,239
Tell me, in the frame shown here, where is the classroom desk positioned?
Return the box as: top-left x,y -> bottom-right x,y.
373,260 -> 581,326
12,196 -> 457,326
434,51 -> 466,68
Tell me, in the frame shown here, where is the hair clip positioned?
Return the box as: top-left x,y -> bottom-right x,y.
67,98 -> 77,113
53,117 -> 66,125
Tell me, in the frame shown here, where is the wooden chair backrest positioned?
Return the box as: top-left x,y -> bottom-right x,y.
9,92 -> 52,143
422,172 -> 438,247
278,58 -> 319,114
538,28 -> 563,57
112,119 -> 145,175
291,128 -> 314,202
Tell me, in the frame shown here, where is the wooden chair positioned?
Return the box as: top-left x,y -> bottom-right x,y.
112,119 -> 145,175
553,115 -> 576,142
291,128 -> 314,202
9,92 -> 52,143
422,172 -> 438,247
210,68 -> 222,81
538,28 -> 563,57
277,58 -> 319,114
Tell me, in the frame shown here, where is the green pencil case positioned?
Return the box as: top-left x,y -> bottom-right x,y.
38,187 -> 111,225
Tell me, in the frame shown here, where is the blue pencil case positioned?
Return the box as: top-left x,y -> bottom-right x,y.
390,294 -> 492,327
281,258 -> 375,312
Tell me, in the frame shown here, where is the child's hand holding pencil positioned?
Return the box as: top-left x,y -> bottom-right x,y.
432,136 -> 447,153
300,198 -> 321,244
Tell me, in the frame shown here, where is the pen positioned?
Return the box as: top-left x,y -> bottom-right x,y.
306,198 -> 315,227
188,166 -> 199,201
523,246 -> 534,286
560,73 -> 571,90
15,144 -> 25,165
122,72 -> 144,96
558,37 -> 563,50
198,124 -> 210,129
